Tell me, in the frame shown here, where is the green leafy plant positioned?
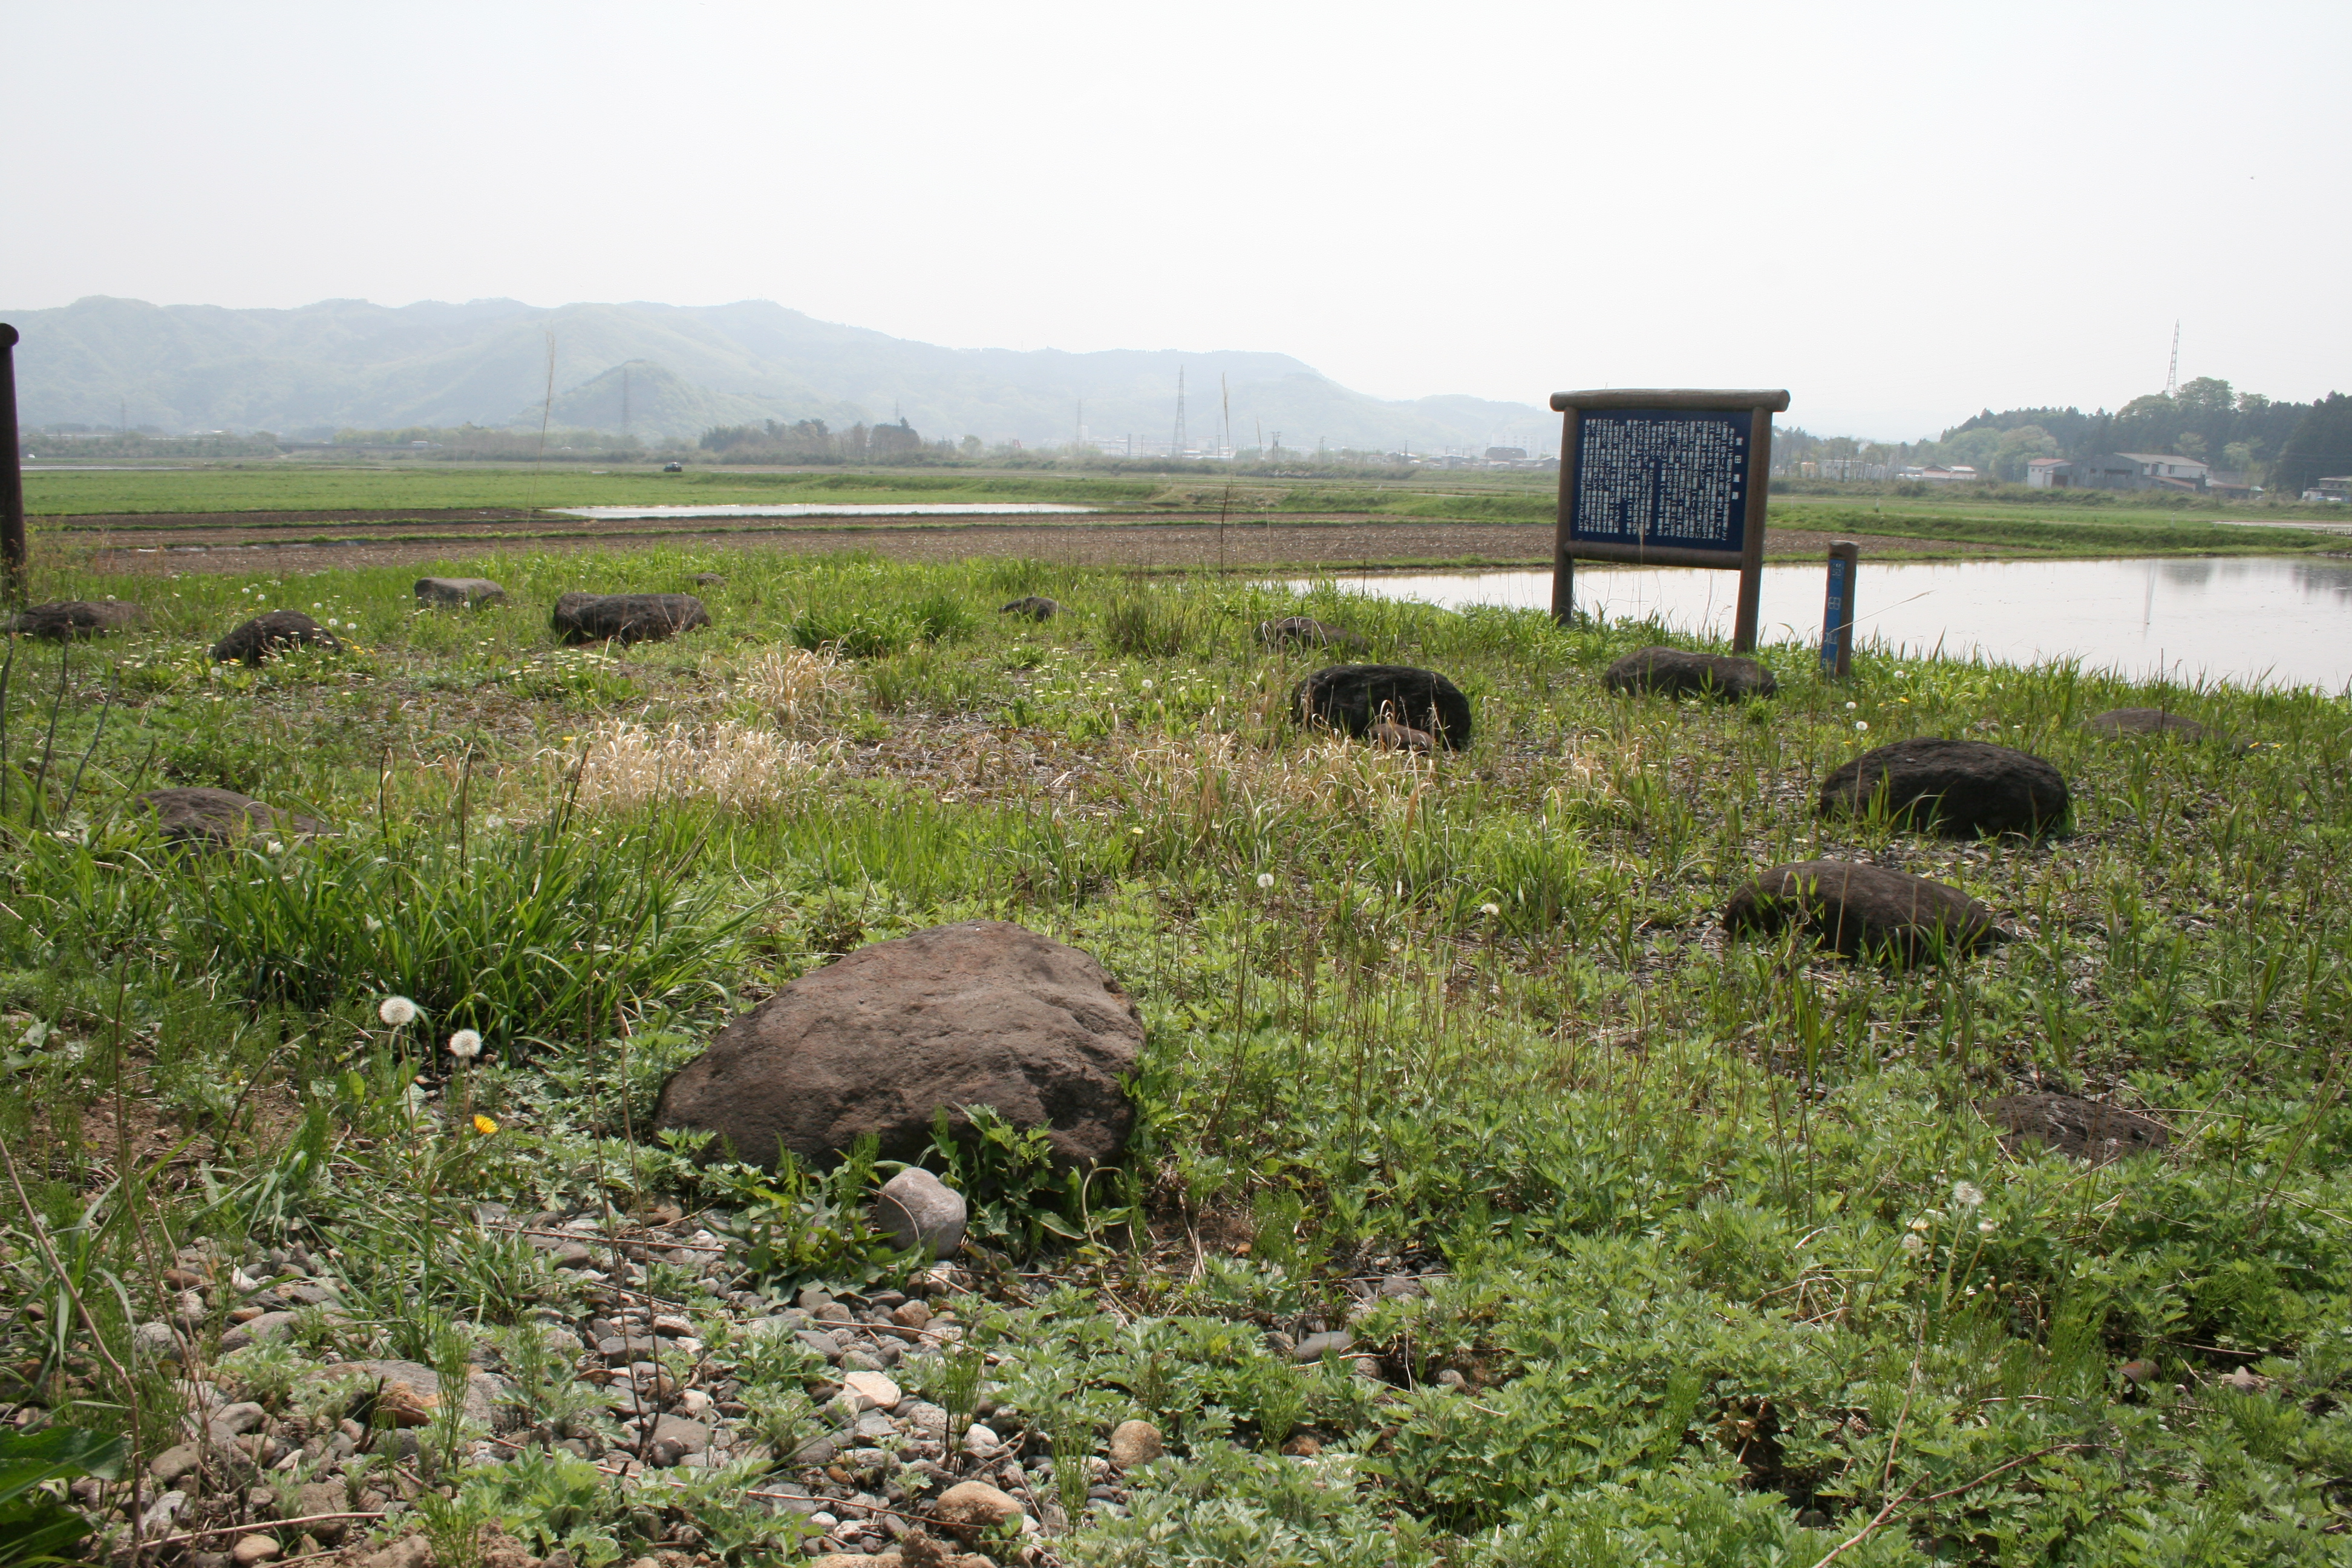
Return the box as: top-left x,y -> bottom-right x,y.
697,1135 -> 906,1296
0,1426 -> 123,1567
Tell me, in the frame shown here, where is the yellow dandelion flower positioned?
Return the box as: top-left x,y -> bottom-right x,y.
472,1114 -> 500,1135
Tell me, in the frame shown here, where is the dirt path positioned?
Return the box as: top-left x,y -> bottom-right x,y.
59,511 -> 2013,577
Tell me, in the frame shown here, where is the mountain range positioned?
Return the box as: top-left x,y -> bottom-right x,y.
1,296 -> 1555,453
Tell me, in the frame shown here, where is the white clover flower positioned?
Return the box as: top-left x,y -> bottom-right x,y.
377,996 -> 419,1027
1844,701 -> 1858,710
1901,1233 -> 1926,1255
1952,1180 -> 1985,1209
1256,872 -> 1275,890
447,1029 -> 483,1060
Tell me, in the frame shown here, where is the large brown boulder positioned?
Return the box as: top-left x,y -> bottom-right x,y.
1604,645 -> 1776,701
550,592 -> 708,645
1818,737 -> 2069,838
1723,858 -> 2004,964
212,611 -> 343,665
653,921 -> 1142,1169
138,788 -> 328,849
415,577 -> 506,609
1292,664 -> 1471,749
7,600 -> 145,640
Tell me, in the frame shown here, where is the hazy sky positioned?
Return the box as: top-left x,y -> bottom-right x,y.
6,1 -> 2347,442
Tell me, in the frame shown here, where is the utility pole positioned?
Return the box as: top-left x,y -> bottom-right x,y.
1,324 -> 23,601
621,366 -> 630,438
2166,321 -> 2180,397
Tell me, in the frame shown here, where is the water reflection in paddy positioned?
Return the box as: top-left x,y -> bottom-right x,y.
1289,556 -> 2352,693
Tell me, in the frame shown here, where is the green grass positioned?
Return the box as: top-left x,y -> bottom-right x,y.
2,547 -> 2350,1564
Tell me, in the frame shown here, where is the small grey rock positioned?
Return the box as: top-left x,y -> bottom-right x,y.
873,1168 -> 968,1259
1294,1331 -> 1354,1363
212,1401 -> 267,1436
149,1443 -> 201,1485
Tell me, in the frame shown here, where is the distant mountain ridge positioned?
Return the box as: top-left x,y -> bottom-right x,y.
1,295 -> 1555,452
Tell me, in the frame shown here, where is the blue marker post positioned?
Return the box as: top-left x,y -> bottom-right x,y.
1819,540 -> 1858,678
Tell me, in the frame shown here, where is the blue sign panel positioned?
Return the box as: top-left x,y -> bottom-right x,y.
1569,409 -> 1749,553
1819,554 -> 1851,672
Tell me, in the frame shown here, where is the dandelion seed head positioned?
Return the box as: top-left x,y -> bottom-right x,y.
1907,1217 -> 1930,1232
448,1029 -> 483,1060
1978,1218 -> 1998,1233
377,996 -> 419,1027
1952,1180 -> 1985,1209
1255,872 -> 1275,890
1855,720 -> 1869,731
1901,1233 -> 1926,1255
1844,701 -> 1858,710
1480,903 -> 1501,918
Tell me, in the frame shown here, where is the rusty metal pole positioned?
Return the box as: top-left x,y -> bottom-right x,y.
0,324 -> 23,603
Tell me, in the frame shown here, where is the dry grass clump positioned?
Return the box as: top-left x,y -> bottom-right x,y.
1119,731 -> 1437,846
557,719 -> 836,811
736,645 -> 852,733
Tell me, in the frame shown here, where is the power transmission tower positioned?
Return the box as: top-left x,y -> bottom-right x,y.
1172,368 -> 1187,456
621,366 -> 630,437
1221,373 -> 1230,460
2166,321 -> 2180,396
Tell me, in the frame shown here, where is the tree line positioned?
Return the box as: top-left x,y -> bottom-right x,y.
1778,379 -> 2350,492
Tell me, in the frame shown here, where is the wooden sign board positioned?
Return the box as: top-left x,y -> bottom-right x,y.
1549,388 -> 1790,651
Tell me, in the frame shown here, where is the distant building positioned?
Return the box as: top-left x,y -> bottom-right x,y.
2074,452 -> 2210,492
2307,477 -> 2352,503
1896,465 -> 1979,483
2207,469 -> 2260,500
1484,446 -> 1527,461
2026,457 -> 2072,489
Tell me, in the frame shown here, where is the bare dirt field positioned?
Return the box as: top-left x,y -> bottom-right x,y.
60,511 -> 2009,576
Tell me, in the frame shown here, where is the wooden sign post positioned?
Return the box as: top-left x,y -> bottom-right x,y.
1549,388 -> 1790,651
0,324 -> 23,602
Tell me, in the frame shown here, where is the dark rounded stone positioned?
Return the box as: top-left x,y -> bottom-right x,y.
1603,645 -> 1777,701
550,592 -> 710,645
414,577 -> 506,608
1000,596 -> 1060,622
7,600 -> 145,640
1987,1093 -> 2169,1163
1818,737 -> 2069,838
1292,664 -> 1471,749
2086,707 -> 2215,743
1723,858 -> 2004,965
1258,616 -> 1367,653
211,611 -> 343,665
137,788 -> 328,850
653,920 -> 1142,1170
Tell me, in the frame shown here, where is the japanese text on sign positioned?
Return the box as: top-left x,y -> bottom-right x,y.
1571,410 -> 1748,552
